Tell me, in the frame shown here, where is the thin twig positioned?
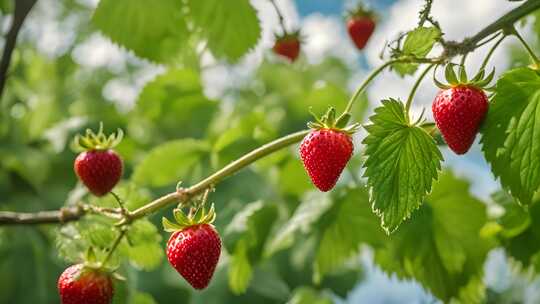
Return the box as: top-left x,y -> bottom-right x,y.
450,0 -> 540,54
418,0 -> 440,29
100,228 -> 127,267
0,206 -> 84,225
0,0 -> 38,99
269,0 -> 287,34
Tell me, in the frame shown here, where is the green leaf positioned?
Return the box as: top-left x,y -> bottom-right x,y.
494,191 -> 540,268
92,0 -> 188,62
0,147 -> 50,189
134,69 -> 218,139
228,240 -> 253,294
265,193 -> 333,256
393,62 -> 419,77
131,139 -> 209,187
402,27 -> 441,57
56,216 -> 118,263
481,67 -> 540,205
534,10 -> 540,42
123,219 -> 163,271
374,171 -> 494,303
492,191 -> 531,238
225,201 -> 277,294
363,99 -> 443,233
186,0 -> 261,61
213,111 -> 277,153
314,187 -> 385,283
286,287 -> 333,304
131,292 -> 157,304
277,157 -> 313,196
249,267 -> 291,301
393,27 -> 441,76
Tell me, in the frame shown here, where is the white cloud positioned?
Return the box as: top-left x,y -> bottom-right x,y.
72,33 -> 127,73
200,0 -> 302,98
24,0 -> 77,58
201,0 -> 361,98
364,0 -> 520,108
103,65 -> 164,112
302,13 -> 359,65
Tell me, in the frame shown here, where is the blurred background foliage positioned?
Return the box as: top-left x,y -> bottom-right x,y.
0,0 -> 540,303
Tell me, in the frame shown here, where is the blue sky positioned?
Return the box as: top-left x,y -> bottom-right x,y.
296,0 -> 397,16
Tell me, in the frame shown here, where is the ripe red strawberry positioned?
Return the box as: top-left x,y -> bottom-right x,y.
347,17 -> 376,50
273,31 -> 301,62
432,86 -> 488,154
346,5 -> 376,50
75,150 -> 123,196
72,125 -> 123,196
58,264 -> 114,304
432,64 -> 493,154
299,108 -> 358,192
163,204 -> 221,290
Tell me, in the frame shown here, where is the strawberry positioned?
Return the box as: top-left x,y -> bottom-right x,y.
346,6 -> 376,50
58,264 -> 114,304
432,64 -> 493,154
273,31 -> 301,62
299,108 -> 359,192
72,125 -> 123,196
163,204 -> 221,290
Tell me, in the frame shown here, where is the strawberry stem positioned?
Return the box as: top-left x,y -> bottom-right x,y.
269,0 -> 288,35
480,34 -> 507,70
511,27 -> 540,67
100,227 -> 127,268
405,63 -> 436,116
343,59 -> 400,115
110,191 -> 126,212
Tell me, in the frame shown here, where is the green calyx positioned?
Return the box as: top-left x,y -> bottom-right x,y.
307,107 -> 361,135
434,63 -> 495,91
78,247 -> 125,281
162,203 -> 216,232
346,4 -> 376,21
274,29 -> 304,43
72,123 -> 123,152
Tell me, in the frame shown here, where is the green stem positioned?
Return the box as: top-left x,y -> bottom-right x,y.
405,63 -> 435,114
480,34 -> 507,70
475,32 -> 502,49
343,59 -> 401,114
464,0 -> 540,48
110,191 -> 126,210
269,0 -> 287,34
459,53 -> 468,66
130,130 -> 310,219
101,228 -> 127,267
512,28 -> 540,66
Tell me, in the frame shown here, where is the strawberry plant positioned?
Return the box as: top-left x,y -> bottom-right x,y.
0,0 -> 540,303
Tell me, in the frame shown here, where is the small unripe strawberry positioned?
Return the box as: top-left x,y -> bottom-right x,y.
163,204 -> 221,290
432,64 -> 493,154
299,108 -> 359,192
72,125 -> 123,196
273,31 -> 301,62
346,5 -> 376,50
58,264 -> 114,304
